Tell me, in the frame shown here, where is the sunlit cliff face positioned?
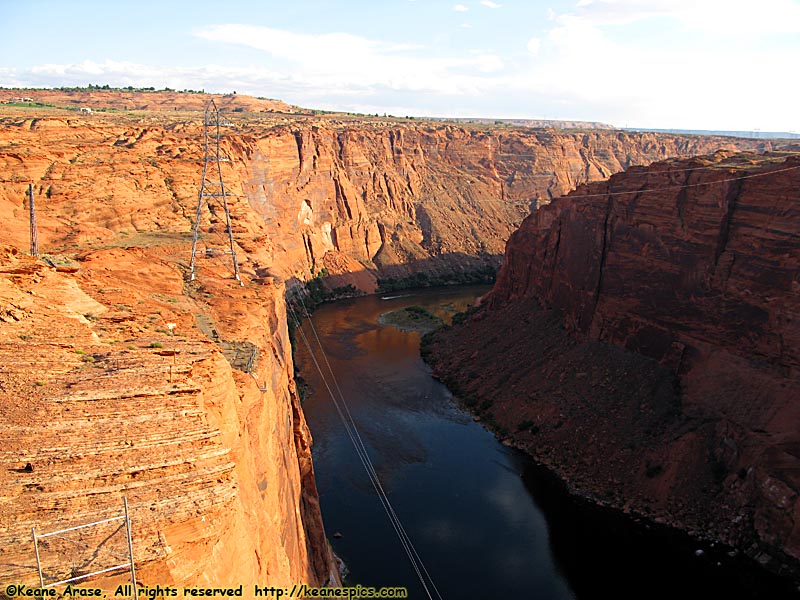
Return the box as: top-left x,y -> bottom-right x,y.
0,92 -> 767,296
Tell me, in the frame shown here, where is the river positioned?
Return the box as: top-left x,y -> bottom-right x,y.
294,286 -> 798,600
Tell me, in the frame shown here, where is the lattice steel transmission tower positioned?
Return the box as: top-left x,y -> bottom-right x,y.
189,99 -> 243,285
28,183 -> 39,258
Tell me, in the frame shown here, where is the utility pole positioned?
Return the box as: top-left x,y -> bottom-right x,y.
189,99 -> 242,285
28,183 -> 39,258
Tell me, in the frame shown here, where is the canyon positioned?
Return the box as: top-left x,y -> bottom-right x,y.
425,149 -> 800,578
0,88 -> 773,295
0,89 -> 786,589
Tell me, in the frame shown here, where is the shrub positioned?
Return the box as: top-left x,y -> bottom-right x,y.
452,304 -> 483,325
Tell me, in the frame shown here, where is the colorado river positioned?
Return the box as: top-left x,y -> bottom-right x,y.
294,286 -> 797,599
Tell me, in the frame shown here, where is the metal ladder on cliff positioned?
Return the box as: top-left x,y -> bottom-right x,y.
189,99 -> 243,285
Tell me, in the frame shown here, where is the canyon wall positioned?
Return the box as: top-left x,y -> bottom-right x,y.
237,124 -> 772,291
425,149 -> 800,574
0,103 -> 770,296
0,97 -> 342,587
0,92 -> 785,586
0,243 -> 337,588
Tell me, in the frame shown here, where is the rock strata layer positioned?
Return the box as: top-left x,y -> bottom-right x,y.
0,246 -> 337,586
0,93 -> 772,295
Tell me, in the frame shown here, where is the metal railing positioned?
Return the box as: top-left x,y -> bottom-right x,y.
32,497 -> 137,598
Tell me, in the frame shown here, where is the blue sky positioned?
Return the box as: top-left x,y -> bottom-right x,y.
1,0 -> 798,131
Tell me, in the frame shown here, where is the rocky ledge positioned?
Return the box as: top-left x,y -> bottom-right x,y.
0,244 -> 337,588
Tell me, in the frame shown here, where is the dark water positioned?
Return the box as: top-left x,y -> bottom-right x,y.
295,286 -> 799,600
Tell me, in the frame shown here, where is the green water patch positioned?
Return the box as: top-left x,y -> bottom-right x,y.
378,305 -> 444,333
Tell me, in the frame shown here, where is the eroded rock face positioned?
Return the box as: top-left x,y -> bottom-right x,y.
0,246 -> 337,588
426,150 -> 800,574
239,126 -> 773,290
492,151 -> 800,366
0,100 -> 770,295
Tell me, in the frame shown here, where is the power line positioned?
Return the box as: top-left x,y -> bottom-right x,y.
407,160 -> 800,209
287,298 -> 443,600
294,291 -> 443,600
28,183 -> 39,257
288,299 -> 441,600
416,160 -> 800,207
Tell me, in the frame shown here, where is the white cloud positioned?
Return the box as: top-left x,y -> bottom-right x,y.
453,4 -> 469,11
193,24 -> 504,95
503,0 -> 800,130
1,60 -> 288,94
571,0 -> 800,34
4,26 -> 509,113
480,0 -> 502,7
473,54 -> 504,72
5,10 -> 798,132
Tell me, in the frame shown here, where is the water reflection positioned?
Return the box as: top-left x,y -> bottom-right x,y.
296,286 -> 796,600
297,286 -> 575,600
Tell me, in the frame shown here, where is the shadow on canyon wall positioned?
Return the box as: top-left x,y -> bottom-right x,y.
280,251 -> 503,305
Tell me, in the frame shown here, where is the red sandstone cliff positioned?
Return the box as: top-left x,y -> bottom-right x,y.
0,94 -> 342,588
0,244 -> 338,589
237,125 -> 773,290
426,149 -> 800,575
0,93 -> 771,296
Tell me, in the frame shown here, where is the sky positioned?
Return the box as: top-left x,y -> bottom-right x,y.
1,0 -> 798,132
